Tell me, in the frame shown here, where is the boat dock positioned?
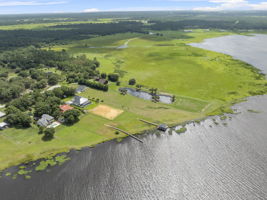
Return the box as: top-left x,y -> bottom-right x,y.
105,124 -> 143,143
139,119 -> 158,126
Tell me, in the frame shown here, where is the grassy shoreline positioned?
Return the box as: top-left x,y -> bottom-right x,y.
0,30 -> 267,172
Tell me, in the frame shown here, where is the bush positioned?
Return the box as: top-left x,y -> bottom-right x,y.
63,109 -> 81,125
5,112 -> 32,128
108,73 -> 119,82
128,79 -> 136,85
42,128 -> 55,141
176,127 -> 187,134
101,73 -> 107,79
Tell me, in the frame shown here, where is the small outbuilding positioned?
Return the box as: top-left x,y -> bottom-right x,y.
72,96 -> 91,107
184,30 -> 193,33
75,85 -> 87,93
98,79 -> 108,85
158,124 -> 168,132
60,104 -> 74,113
37,114 -> 55,127
0,111 -> 6,118
0,122 -> 8,130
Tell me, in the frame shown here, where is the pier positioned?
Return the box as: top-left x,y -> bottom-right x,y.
105,124 -> 143,143
139,119 -> 158,127
139,119 -> 169,131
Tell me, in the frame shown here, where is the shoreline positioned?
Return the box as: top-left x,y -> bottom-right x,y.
0,95 -> 258,174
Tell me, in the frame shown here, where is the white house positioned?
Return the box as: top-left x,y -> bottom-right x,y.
72,96 -> 91,107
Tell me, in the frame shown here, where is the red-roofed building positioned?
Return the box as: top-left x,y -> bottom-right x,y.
60,105 -> 74,113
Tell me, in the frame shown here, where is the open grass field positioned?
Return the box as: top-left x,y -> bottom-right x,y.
54,30 -> 266,104
0,30 -> 266,171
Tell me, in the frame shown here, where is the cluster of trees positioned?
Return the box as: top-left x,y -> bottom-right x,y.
128,78 -> 136,85
4,86 -> 75,127
39,127 -> 56,141
0,47 -> 102,103
79,79 -> 108,92
108,73 -> 119,82
0,77 -> 27,102
5,106 -> 32,128
63,110 -> 81,125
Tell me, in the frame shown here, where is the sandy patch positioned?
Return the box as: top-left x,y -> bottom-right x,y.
90,105 -> 124,120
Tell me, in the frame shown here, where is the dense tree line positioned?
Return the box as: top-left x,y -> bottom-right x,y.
0,22 -> 145,50
150,19 -> 267,31
78,79 -> 108,92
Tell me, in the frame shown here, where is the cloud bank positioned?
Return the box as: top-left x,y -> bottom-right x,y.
193,0 -> 267,11
0,1 -> 66,7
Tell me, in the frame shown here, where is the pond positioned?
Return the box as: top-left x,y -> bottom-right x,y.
120,87 -> 173,104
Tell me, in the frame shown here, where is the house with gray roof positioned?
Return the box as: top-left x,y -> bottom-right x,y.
72,96 -> 91,107
0,111 -> 6,118
37,114 -> 54,127
0,122 -> 8,130
75,85 -> 87,93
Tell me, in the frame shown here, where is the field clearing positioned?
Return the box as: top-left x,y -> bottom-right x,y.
90,105 -> 124,120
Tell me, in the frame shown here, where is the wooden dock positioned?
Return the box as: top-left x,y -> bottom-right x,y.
105,124 -> 143,143
139,119 -> 169,131
139,119 -> 158,127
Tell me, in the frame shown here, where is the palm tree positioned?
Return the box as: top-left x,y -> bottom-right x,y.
172,95 -> 176,103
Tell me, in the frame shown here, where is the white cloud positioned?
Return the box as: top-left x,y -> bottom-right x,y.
83,8 -> 100,13
251,2 -> 267,10
193,0 -> 267,11
0,1 -> 67,7
105,7 -> 184,12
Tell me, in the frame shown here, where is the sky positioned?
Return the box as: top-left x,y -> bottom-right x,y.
0,0 -> 267,14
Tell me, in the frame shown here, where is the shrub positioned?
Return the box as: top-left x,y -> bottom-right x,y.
108,73 -> 119,82
128,78 -> 136,85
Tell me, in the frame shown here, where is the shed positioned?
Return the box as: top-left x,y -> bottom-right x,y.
75,85 -> 87,93
158,124 -> 168,131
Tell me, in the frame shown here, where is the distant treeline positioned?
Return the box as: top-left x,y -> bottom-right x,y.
1,11 -> 267,50
0,21 -> 145,50
150,19 -> 267,30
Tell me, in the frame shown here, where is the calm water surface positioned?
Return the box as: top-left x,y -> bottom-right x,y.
121,88 -> 173,104
0,34 -> 266,200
